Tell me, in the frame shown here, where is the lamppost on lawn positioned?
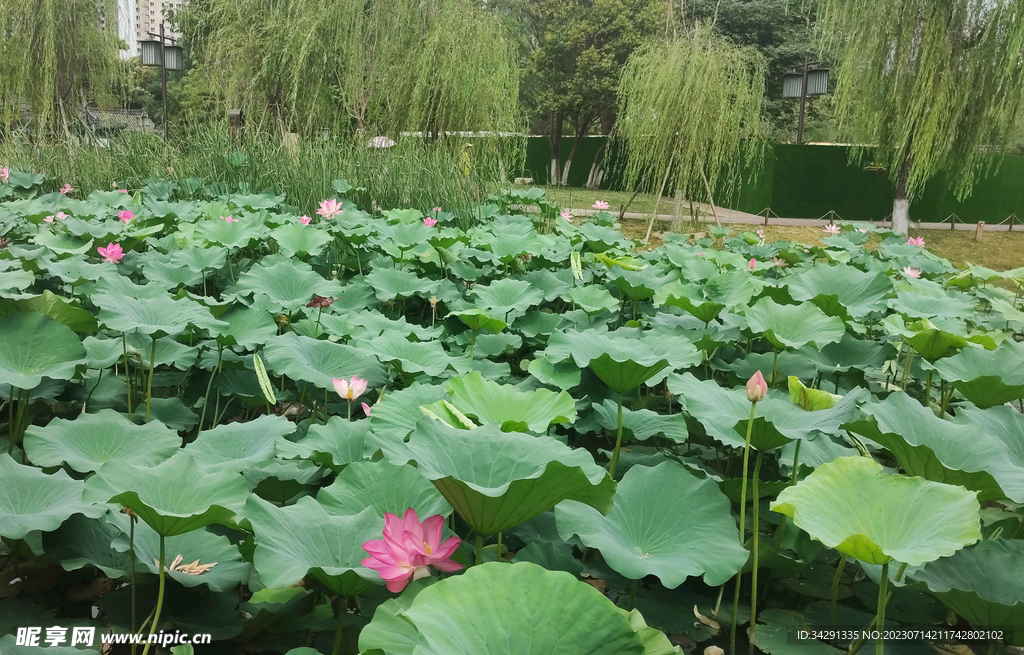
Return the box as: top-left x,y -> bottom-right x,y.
139,23 -> 183,140
782,52 -> 829,144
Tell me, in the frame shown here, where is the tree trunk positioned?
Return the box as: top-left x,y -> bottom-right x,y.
586,141 -> 607,189
560,113 -> 594,186
891,155 -> 913,236
547,112 -> 564,186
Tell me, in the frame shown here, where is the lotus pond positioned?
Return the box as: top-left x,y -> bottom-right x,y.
0,173 -> 1022,655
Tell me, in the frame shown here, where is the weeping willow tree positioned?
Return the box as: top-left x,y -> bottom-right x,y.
818,0 -> 1024,234
615,24 -> 766,240
0,0 -> 127,135
192,0 -> 520,138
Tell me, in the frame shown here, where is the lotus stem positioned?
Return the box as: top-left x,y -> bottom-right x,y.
731,401 -> 757,655
130,516 -> 137,655
475,534 -> 483,565
924,370 -> 932,407
875,561 -> 889,655
140,535 -> 166,655
713,583 -> 726,619
332,599 -> 345,655
608,392 -> 625,478
630,578 -> 638,610
347,400 -> 352,421
748,449 -> 765,655
831,554 -> 847,626
144,335 -> 156,423
6,387 -> 15,455
770,350 -> 778,387
9,388 -> 27,456
314,306 -> 324,338
497,532 -> 502,561
198,344 -> 223,433
122,333 -> 133,414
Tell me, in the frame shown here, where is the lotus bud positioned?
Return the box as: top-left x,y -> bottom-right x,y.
429,296 -> 437,308
747,258 -> 756,271
746,370 -> 768,403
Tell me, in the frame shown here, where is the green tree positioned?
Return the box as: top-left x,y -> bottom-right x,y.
616,23 -> 766,240
817,0 -> 1024,234
0,0 -> 127,134
184,0 -> 519,139
502,0 -> 662,186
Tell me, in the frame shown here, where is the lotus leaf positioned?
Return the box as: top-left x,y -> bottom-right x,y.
317,460 -> 450,519
927,339 -> 1024,408
555,462 -> 747,587
771,456 -> 981,566
0,454 -> 101,539
743,297 -> 846,350
379,418 -> 614,534
445,371 -> 576,432
0,312 -> 87,389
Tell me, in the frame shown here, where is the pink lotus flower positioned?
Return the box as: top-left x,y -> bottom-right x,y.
903,266 -> 921,279
44,215 -> 55,223
118,189 -> 128,194
747,258 -> 756,271
0,168 -> 8,183
772,257 -> 789,268
593,200 -> 609,210
907,236 -> 925,246
423,217 -> 437,227
222,215 -> 238,223
56,211 -> 67,220
560,210 -> 573,222
167,166 -> 174,173
823,224 -> 841,235
317,198 -> 343,220
97,242 -> 124,263
858,228 -> 868,233
362,508 -> 464,593
756,229 -> 765,239
432,206 -> 442,213
117,209 -> 134,223
361,394 -> 383,417
746,370 -> 768,403
300,215 -> 312,225
59,183 -> 73,194
333,375 -> 368,401
697,251 -> 703,256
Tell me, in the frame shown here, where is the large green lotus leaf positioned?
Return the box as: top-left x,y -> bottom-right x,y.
142,256 -> 206,288
0,453 -> 102,539
24,409 -> 181,473
796,333 -> 892,375
909,540 -> 1024,645
889,289 -> 976,321
359,562 -> 645,655
123,332 -> 197,370
653,282 -> 725,324
83,454 -> 249,536
262,332 -> 388,390
565,284 -> 620,315
106,512 -> 249,592
44,513 -> 133,578
317,460 -> 450,519
771,456 -> 981,566
271,222 -> 333,257
788,377 -> 840,411
705,271 -> 764,309
34,230 -> 94,255
527,355 -> 581,389
0,290 -> 98,333
669,373 -> 863,450
183,414 -> 294,473
374,219 -> 433,254
951,405 -> 1024,482
37,255 -> 113,285
369,383 -> 448,445
214,306 -> 278,348
903,321 -> 977,362
364,267 -> 439,302
743,298 -> 846,350
380,418 -> 615,535
607,266 -> 676,302
169,246 -> 228,273
0,312 -> 86,389
0,634 -> 101,655
470,278 -> 546,321
783,264 -> 892,319
448,308 -> 506,334
588,399 -> 688,443
235,260 -> 344,313
544,329 -> 700,393
275,416 -> 377,471
445,371 -> 576,432
360,331 -> 461,377
928,340 -> 1024,408
93,292 -> 227,336
555,462 -> 746,587
845,392 -> 1024,503
244,495 -> 382,596
195,216 -> 263,248
0,267 -> 34,296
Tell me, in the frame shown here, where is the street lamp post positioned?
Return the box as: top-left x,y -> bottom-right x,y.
782,52 -> 830,144
139,23 -> 183,140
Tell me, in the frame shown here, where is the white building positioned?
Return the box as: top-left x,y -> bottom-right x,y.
116,0 -> 187,58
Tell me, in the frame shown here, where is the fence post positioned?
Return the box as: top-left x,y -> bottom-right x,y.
976,221 -> 985,242
950,214 -> 957,231
1010,214 -> 1016,232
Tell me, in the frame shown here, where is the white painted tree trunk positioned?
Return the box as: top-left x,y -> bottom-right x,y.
549,158 -> 559,186
560,159 -> 573,186
891,197 -> 910,236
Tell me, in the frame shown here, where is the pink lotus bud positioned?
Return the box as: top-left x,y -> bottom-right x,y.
746,370 -> 768,403
747,258 -> 756,271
